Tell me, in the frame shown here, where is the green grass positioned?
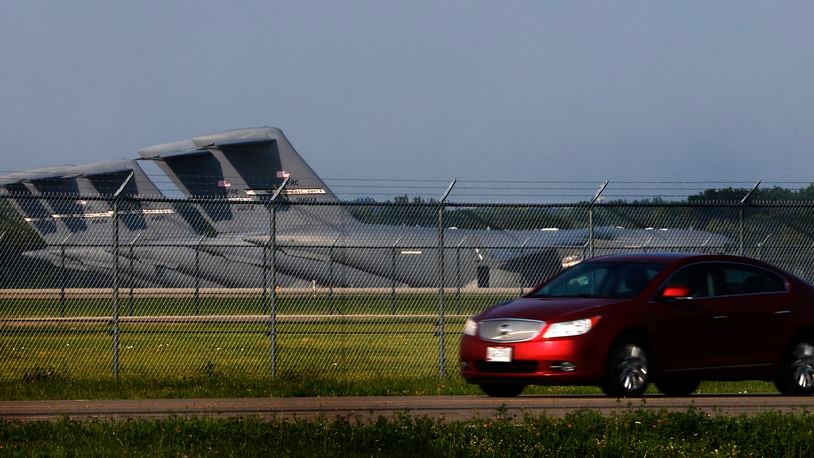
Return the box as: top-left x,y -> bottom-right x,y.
2,409 -> 814,456
0,320 -> 465,378
0,294 -> 481,389
0,296 -> 791,400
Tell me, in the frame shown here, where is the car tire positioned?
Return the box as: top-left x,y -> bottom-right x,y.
655,378 -> 699,397
603,340 -> 651,397
775,337 -> 814,396
478,383 -> 525,397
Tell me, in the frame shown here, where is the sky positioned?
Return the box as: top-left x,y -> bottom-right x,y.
1,1 -> 813,200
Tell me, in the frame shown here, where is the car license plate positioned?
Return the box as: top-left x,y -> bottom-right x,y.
486,347 -> 512,362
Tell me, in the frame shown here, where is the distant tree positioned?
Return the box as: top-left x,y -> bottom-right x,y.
689,184 -> 814,202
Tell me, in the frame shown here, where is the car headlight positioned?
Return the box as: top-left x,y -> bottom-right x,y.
463,318 -> 478,336
543,316 -> 600,338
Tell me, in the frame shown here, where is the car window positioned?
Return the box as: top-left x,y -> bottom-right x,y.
663,264 -> 715,298
531,262 -> 665,299
718,263 -> 786,295
614,265 -> 664,297
564,267 -> 610,297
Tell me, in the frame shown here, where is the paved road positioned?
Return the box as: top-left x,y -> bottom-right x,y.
2,396 -> 813,422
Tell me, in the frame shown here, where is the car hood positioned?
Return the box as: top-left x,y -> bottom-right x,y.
476,297 -> 626,322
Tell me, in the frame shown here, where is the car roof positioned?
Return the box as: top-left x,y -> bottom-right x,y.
586,252 -> 756,266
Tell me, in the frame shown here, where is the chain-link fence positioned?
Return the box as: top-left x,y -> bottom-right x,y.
2,193 -> 814,382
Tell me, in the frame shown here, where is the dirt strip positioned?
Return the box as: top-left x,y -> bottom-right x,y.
1,395 -> 813,422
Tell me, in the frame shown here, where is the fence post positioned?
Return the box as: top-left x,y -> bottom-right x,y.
330,235 -> 340,314
111,172 -> 134,380
268,177 -> 289,377
59,234 -> 70,317
0,231 -> 5,288
518,237 -> 529,296
390,235 -> 403,315
437,179 -> 456,378
112,197 -> 120,379
262,225 -> 268,305
128,234 -> 140,316
588,181 -> 608,260
269,201 -> 278,376
740,181 -> 761,256
455,235 -> 468,315
194,235 -> 205,315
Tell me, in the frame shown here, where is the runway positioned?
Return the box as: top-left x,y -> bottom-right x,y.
2,395 -> 813,422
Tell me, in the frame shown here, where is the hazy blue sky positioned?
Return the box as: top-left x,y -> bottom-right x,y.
1,1 -> 813,189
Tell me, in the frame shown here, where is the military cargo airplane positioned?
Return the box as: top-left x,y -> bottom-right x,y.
0,127 -> 733,289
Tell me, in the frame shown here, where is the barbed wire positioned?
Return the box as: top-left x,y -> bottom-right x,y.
2,171 -> 814,203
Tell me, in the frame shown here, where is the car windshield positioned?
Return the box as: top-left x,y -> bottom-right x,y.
529,261 -> 665,299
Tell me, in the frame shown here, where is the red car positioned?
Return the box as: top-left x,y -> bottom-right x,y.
459,253 -> 814,397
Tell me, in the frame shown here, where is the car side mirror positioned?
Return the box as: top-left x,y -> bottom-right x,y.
661,284 -> 692,300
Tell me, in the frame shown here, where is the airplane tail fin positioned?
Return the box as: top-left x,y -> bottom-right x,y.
1,167 -> 80,245
1,180 -> 53,245
71,160 -> 206,242
139,127 -> 356,234
194,127 -> 341,204
0,161 -> 203,246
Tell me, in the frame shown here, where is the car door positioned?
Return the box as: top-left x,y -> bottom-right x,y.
650,262 -> 734,370
710,262 -> 789,367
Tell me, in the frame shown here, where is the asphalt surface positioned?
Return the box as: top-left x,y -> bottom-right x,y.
2,396 -> 813,422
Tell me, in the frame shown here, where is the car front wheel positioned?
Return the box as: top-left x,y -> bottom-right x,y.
776,338 -> 814,396
603,340 -> 650,397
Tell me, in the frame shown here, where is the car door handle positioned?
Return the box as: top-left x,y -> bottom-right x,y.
774,310 -> 792,315
712,315 -> 728,320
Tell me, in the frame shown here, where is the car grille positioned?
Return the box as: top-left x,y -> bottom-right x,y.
475,360 -> 539,373
478,319 -> 545,342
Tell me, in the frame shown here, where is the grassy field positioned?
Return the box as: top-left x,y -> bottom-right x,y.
0,295 -> 790,399
2,409 -> 814,456
0,295 -> 492,387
